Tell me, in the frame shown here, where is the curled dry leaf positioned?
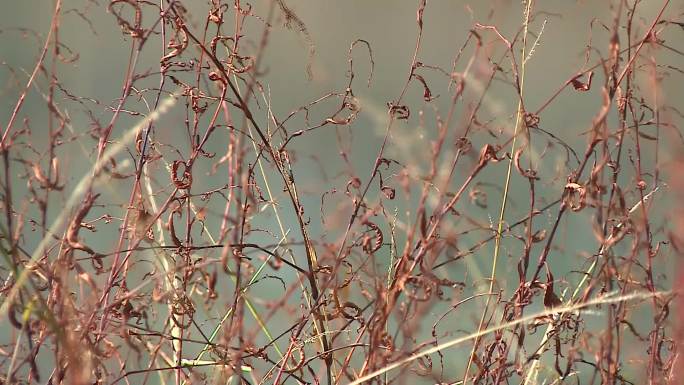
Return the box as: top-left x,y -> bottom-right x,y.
570,71 -> 593,91
514,148 -> 539,180
346,176 -> 361,193
563,182 -> 586,211
531,229 -> 547,243
543,271 -> 562,309
477,144 -> 502,168
171,160 -> 192,189
208,71 -> 224,83
325,116 -> 353,125
362,221 -> 383,254
412,74 -> 437,101
160,26 -> 188,64
381,185 -> 396,200
387,102 -> 410,120
66,192 -> 100,254
333,300 -> 363,321
108,0 -> 143,38
455,137 -> 472,153
205,270 -> 218,302
167,204 -> 183,247
524,112 -> 540,128
208,6 -> 223,24
210,35 -> 235,58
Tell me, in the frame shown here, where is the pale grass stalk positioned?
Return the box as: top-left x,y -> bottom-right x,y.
462,1 -> 534,383
143,153 -> 176,385
0,89 -> 181,321
348,290 -> 671,385
522,186 -> 663,384
571,185 -> 662,299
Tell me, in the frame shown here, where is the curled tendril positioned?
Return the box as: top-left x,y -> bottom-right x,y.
108,0 -> 143,38
283,343 -> 306,373
210,35 -> 255,73
362,221 -> 383,254
160,21 -> 188,64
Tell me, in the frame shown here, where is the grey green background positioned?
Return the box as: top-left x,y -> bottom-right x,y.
1,0 -> 682,384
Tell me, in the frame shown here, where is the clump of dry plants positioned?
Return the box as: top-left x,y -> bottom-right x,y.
1,1 -> 683,384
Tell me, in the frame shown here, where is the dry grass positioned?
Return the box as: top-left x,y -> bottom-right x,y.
1,1 -> 683,384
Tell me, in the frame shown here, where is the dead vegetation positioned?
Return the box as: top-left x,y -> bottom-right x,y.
1,1 -> 683,384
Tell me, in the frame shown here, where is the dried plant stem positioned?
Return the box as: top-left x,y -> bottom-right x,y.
462,1 -> 533,383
